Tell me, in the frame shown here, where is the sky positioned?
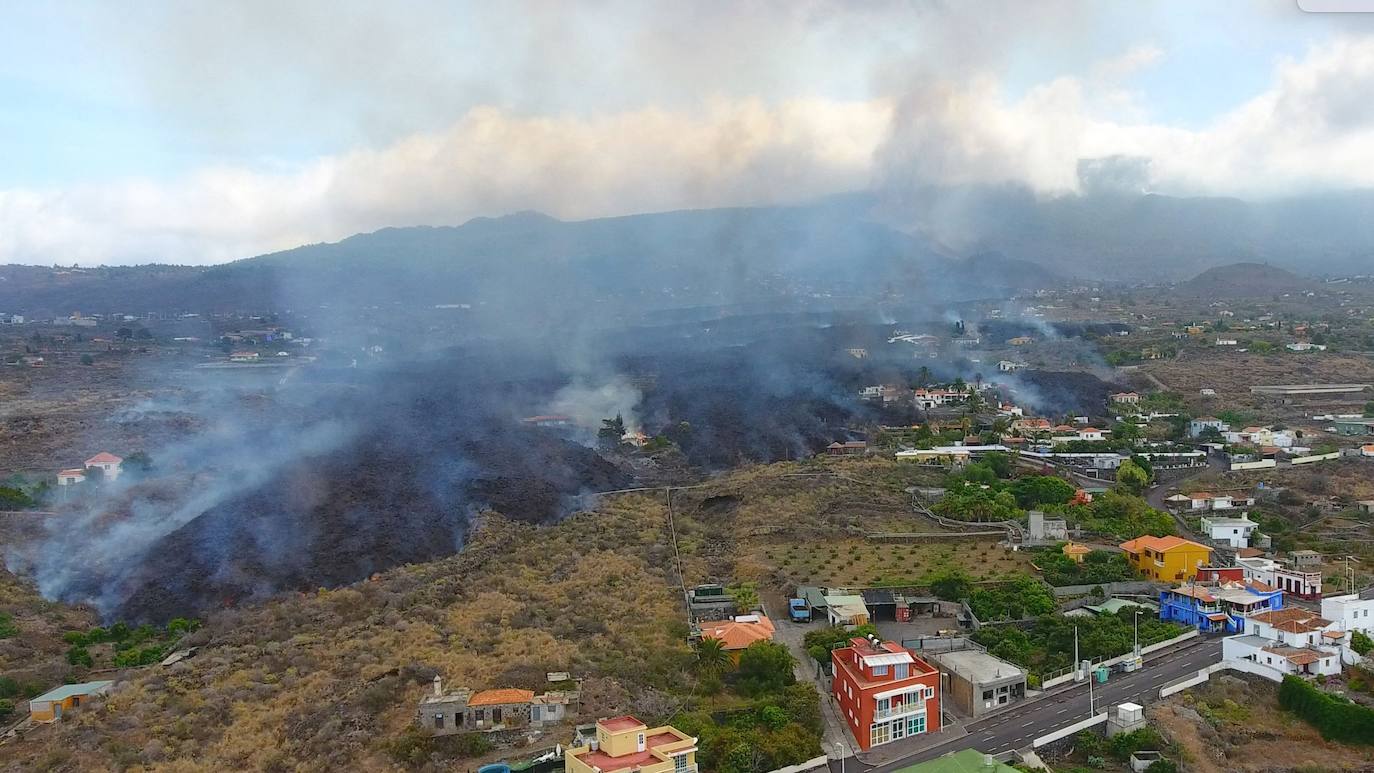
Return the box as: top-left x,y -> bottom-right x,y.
2,0 -> 1374,265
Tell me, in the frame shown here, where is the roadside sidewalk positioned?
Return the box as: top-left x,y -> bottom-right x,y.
852,717 -> 967,769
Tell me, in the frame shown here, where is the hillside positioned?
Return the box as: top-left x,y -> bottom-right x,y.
0,456 -> 951,772
1176,262 -> 1318,298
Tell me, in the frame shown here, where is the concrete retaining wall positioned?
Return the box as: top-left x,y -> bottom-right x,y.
1230,459 -> 1277,471
1290,452 -> 1341,466
1158,659 -> 1282,699
1032,713 -> 1107,748
1051,581 -> 1162,599
766,755 -> 831,773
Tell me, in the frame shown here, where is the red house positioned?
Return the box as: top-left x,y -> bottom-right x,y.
831,635 -> 941,750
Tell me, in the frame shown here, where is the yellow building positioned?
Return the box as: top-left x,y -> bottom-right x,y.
28,680 -> 114,722
566,715 -> 697,773
1062,542 -> 1092,564
1119,536 -> 1213,582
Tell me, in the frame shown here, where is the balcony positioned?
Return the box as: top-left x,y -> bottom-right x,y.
874,704 -> 926,722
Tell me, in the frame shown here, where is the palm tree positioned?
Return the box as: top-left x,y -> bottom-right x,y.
730,585 -> 759,614
696,637 -> 731,675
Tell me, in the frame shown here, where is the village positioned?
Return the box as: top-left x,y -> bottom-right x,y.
3,286 -> 1374,773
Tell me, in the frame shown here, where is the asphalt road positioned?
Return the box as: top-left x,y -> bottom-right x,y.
830,638 -> 1223,773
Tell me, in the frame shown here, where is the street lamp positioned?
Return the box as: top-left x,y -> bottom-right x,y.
1133,610 -> 1141,659
835,742 -> 845,773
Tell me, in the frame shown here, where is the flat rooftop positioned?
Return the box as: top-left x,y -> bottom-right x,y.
934,649 -> 1024,684
1250,384 -> 1371,394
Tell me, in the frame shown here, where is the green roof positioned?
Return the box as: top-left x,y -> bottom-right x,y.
894,749 -> 1019,773
31,680 -> 114,704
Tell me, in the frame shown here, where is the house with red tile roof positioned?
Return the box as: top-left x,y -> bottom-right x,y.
1222,608 -> 1345,679
565,715 -> 697,773
1119,536 -> 1213,582
699,614 -> 775,663
84,452 -> 122,481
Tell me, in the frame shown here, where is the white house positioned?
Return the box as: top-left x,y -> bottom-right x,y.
997,360 -> 1028,373
83,452 -> 122,481
1223,426 -> 1294,448
1215,338 -> 1238,346
56,468 -> 86,486
1201,514 -> 1259,549
1188,417 -> 1229,438
1200,388 -> 1217,397
1109,392 -> 1140,405
1286,342 -> 1327,352
913,388 -> 964,409
1237,556 -> 1323,600
1321,592 -> 1374,638
1222,608 -> 1345,679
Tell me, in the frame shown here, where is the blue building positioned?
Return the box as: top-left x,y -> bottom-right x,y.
1159,580 -> 1283,633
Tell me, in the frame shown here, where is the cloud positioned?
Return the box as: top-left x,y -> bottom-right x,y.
6,4 -> 1374,265
0,98 -> 889,265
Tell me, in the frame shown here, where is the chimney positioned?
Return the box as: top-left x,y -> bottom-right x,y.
433,675 -> 443,697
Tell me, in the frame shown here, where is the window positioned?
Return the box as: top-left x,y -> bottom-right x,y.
876,698 -> 890,715
870,722 -> 891,747
871,664 -> 888,676
674,754 -> 690,772
891,718 -> 906,740
434,713 -> 445,729
907,715 -> 926,736
982,690 -> 993,700
893,663 -> 909,679
532,706 -> 541,721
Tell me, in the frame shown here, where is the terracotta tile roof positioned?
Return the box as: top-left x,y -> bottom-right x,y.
1119,536 -> 1212,554
58,468 -> 87,477
85,452 -> 122,465
1251,608 -> 1332,633
1063,543 -> 1092,555
700,615 -> 776,651
1168,586 -> 1217,602
1263,646 -> 1323,665
468,688 -> 534,706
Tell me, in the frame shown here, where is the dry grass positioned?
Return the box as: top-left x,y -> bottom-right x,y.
1152,677 -> 1374,772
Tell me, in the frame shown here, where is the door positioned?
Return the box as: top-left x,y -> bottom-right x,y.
493,707 -> 503,724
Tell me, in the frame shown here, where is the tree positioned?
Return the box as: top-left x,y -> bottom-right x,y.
123,451 -> 153,474
1010,476 -> 1075,508
1198,426 -> 1224,442
597,415 -> 626,448
80,354 -> 94,366
1352,630 -> 1374,656
696,637 -> 732,676
115,327 -> 133,340
1365,401 -> 1374,419
929,569 -> 973,601
1114,459 -> 1150,495
735,641 -> 795,697
727,583 -> 759,614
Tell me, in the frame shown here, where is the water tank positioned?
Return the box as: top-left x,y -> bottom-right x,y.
478,765 -> 511,773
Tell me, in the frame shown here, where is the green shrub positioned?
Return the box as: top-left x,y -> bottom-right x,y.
1351,630 -> 1373,656
1278,674 -> 1374,744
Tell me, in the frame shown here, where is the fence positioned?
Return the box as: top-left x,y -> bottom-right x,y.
903,636 -> 984,654
1290,452 -> 1341,466
1040,629 -> 1199,689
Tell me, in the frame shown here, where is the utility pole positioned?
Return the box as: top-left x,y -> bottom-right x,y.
1073,625 -> 1080,679
835,743 -> 845,773
1134,610 -> 1141,659
1088,666 -> 1096,716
